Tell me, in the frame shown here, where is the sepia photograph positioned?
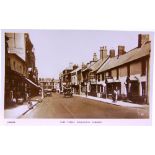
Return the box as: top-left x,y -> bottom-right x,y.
2,30 -> 153,124
1,1 -> 155,155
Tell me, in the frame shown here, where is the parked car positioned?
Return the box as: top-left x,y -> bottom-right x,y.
52,89 -> 56,92
60,90 -> 63,94
64,87 -> 73,97
44,89 -> 52,97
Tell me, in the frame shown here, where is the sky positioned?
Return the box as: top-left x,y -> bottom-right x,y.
4,30 -> 153,79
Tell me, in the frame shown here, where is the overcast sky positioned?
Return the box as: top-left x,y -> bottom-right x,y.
4,30 -> 153,79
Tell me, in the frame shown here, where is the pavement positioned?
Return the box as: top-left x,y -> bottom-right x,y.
74,94 -> 148,108
4,96 -> 42,119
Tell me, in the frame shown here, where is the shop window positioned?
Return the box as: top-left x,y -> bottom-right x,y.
141,82 -> 146,96
101,85 -> 103,92
97,85 -> 100,92
130,82 -> 139,96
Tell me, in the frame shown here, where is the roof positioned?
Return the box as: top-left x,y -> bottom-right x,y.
89,57 -> 108,72
82,61 -> 96,72
53,79 -> 60,82
70,66 -> 82,73
25,78 -> 40,88
97,42 -> 150,73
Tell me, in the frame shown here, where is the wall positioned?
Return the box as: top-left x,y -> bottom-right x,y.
111,69 -> 117,78
130,61 -> 141,75
9,54 -> 26,76
119,66 -> 127,77
6,33 -> 26,61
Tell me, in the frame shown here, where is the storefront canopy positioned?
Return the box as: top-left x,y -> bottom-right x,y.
25,78 -> 41,89
106,78 -> 121,84
106,78 -> 114,83
126,76 -> 139,83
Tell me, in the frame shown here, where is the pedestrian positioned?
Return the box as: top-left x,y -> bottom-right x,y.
113,87 -> 118,102
27,93 -> 33,109
85,88 -> 88,97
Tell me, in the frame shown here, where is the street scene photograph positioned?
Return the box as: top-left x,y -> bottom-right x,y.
3,30 -> 152,121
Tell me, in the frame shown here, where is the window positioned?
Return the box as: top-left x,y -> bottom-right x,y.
141,82 -> 146,96
102,73 -> 104,81
117,68 -> 119,79
97,74 -> 100,82
108,71 -> 111,77
97,85 -> 100,92
141,59 -> 146,76
101,85 -> 103,92
130,82 -> 139,96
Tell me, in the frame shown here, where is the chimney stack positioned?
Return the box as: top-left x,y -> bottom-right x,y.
118,45 -> 126,56
100,46 -> 108,60
138,34 -> 149,47
93,52 -> 98,61
73,64 -> 78,70
109,49 -> 115,58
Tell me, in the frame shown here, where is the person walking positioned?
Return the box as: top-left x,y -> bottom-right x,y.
27,93 -> 33,109
113,87 -> 118,102
85,87 -> 88,97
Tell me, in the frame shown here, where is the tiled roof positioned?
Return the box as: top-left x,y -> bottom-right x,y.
82,61 -> 96,72
97,42 -> 150,73
70,66 -> 82,73
90,57 -> 108,72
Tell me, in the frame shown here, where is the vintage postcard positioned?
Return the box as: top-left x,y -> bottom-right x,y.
1,30 -> 154,125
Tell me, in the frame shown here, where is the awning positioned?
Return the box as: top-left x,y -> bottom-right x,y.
125,76 -> 139,83
25,78 -> 41,89
113,79 -> 121,83
130,76 -> 139,81
106,78 -> 114,83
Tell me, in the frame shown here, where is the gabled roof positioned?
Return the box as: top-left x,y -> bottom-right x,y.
90,57 -> 108,72
82,61 -> 96,72
97,42 -> 150,73
70,66 -> 82,73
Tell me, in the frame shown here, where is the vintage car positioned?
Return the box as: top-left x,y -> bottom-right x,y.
44,89 -> 52,97
63,87 -> 73,97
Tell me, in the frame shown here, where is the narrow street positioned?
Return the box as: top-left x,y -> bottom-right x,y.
20,93 -> 149,119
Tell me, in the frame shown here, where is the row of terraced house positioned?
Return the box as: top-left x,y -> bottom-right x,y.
59,34 -> 151,104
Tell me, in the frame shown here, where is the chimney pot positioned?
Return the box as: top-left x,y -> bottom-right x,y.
93,52 -> 98,61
